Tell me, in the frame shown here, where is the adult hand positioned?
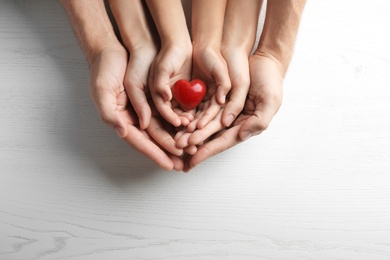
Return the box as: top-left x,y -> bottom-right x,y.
175,0 -> 261,150
62,0 -> 185,171
182,0 -> 306,171
89,44 -> 183,171
183,53 -> 283,171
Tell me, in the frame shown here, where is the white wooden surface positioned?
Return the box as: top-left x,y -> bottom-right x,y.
1,1 -> 390,259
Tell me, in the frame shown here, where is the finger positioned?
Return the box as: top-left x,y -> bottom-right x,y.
179,116 -> 190,126
196,96 -> 222,129
176,132 -> 192,149
149,64 -> 181,126
151,92 -> 182,127
147,116 -> 183,156
124,77 -> 151,129
189,109 -> 224,146
222,63 -> 250,127
174,129 -> 187,141
172,101 -> 195,126
185,125 -> 241,171
184,145 -> 198,155
177,112 -> 195,126
153,62 -> 173,102
212,62 -> 231,104
169,154 -> 184,171
122,125 -> 174,171
186,118 -> 200,133
94,88 -> 174,170
239,100 -> 281,141
93,88 -> 129,138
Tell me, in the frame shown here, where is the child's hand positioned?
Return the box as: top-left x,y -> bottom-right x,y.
108,0 -> 158,130
190,0 -> 231,130
145,0 -> 194,127
191,45 -> 231,129
148,43 -> 195,127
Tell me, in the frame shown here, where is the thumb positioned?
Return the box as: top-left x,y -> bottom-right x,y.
222,76 -> 250,127
212,61 -> 231,104
239,102 -> 279,141
93,89 -> 128,138
152,62 -> 172,102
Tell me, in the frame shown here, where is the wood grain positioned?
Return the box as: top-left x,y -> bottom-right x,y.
1,0 -> 390,259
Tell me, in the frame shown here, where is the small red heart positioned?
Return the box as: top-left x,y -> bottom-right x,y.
172,79 -> 207,111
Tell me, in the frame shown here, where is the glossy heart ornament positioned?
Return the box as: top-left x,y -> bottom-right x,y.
172,79 -> 207,111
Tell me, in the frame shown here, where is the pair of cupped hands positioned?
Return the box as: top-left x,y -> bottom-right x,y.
89,5 -> 283,172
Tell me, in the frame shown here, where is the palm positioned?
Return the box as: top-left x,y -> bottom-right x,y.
89,46 -> 182,170
149,46 -> 194,127
189,47 -> 231,129
125,47 -> 157,129
183,54 -> 284,171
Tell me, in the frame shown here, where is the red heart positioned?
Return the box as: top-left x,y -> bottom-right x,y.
172,79 -> 207,111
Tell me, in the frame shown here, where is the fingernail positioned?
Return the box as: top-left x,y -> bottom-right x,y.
241,131 -> 252,141
225,114 -> 235,126
114,127 -> 125,138
220,95 -> 226,104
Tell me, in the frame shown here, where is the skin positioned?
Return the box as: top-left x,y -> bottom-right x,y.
60,0 -> 184,171
108,0 -> 157,130
61,0 -> 306,172
175,0 -> 263,149
145,0 -> 194,128
184,0 -> 307,171
190,0 -> 231,130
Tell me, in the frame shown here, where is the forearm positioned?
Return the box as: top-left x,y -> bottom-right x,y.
255,0 -> 306,75
222,0 -> 263,54
145,0 -> 191,47
108,0 -> 155,52
60,0 -> 118,65
192,0 -> 227,49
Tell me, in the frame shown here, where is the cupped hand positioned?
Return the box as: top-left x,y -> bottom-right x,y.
174,44 -> 250,150
220,46 -> 251,127
190,46 -> 231,129
108,0 -> 158,130
183,53 -> 284,171
123,45 -> 157,130
148,43 -> 194,127
89,43 -> 183,171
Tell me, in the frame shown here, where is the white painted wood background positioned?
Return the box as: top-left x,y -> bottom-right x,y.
1,1 -> 390,259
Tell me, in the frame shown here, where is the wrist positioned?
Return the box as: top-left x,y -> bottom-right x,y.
122,32 -> 157,54
221,22 -> 258,55
108,0 -> 157,54
253,48 -> 287,77
255,0 -> 306,76
159,27 -> 191,49
145,0 -> 190,50
191,0 -> 226,49
161,35 -> 192,56
61,0 -> 121,66
191,21 -> 224,50
85,33 -> 122,66
192,39 -> 221,55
